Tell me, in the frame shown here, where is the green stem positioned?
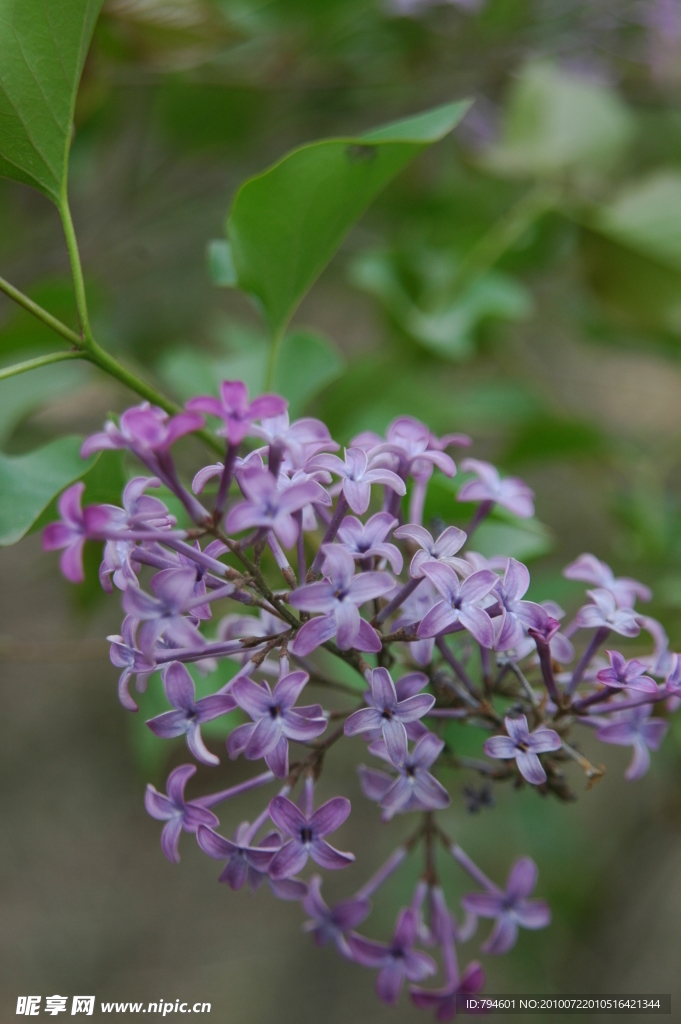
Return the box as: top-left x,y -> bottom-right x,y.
0,350 -> 86,382
264,324 -> 285,391
0,275 -> 82,347
452,183 -> 558,297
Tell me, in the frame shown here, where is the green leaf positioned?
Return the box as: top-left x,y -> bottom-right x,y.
225,100 -> 471,335
0,0 -> 104,204
158,321 -> 345,417
474,516 -> 553,562
484,61 -> 633,180
594,172 -> 681,272
207,239 -> 238,287
0,435 -> 95,546
0,356 -> 88,445
350,248 -> 532,360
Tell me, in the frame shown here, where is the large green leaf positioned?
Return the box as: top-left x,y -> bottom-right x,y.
0,0 -> 104,203
224,100 -> 471,335
0,435 -> 95,546
594,172 -> 681,272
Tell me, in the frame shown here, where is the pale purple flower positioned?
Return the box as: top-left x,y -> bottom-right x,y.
596,651 -> 658,694
417,563 -> 499,647
197,821 -> 307,899
186,380 -> 286,445
123,567 -> 207,655
563,554 -> 651,609
227,669 -> 326,778
81,402 -> 203,458
107,614 -> 156,711
144,764 -> 219,863
458,459 -> 534,518
268,795 -> 355,877
513,602 -> 574,664
461,857 -> 551,954
576,588 -> 641,638
596,706 -> 669,780
393,524 -> 468,579
302,875 -> 371,956
252,412 -> 338,468
484,715 -> 561,785
344,667 -> 434,766
336,512 -> 403,572
290,545 -> 394,655
410,961 -> 485,1021
226,466 -> 329,548
357,416 -> 457,482
494,558 -> 545,652
393,581 -> 440,666
306,447 -> 405,515
42,482 -> 93,583
347,908 -> 437,1005
359,733 -> 450,818
146,661 -> 236,765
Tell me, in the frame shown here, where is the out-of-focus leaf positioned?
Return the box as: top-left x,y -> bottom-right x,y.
350,248 -> 532,360
504,415 -> 606,466
483,61 -> 633,180
594,172 -> 681,272
0,358 -> 89,445
158,82 -> 266,151
0,280 -> 81,357
29,449 -> 127,537
0,436 -> 96,546
158,321 -> 345,416
0,0 -> 104,203
225,100 -> 471,334
207,239 -> 238,287
474,515 -> 553,562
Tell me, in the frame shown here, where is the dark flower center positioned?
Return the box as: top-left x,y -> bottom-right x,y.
269,705 -> 281,719
381,708 -> 393,720
300,827 -> 313,844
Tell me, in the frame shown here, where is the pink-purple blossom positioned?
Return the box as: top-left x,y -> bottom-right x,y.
484,715 -> 561,785
417,563 -> 498,647
146,661 -> 236,765
457,459 -> 535,518
344,667 -> 435,766
461,857 -> 551,954
186,380 -> 286,445
268,794 -> 355,877
348,908 -> 437,1004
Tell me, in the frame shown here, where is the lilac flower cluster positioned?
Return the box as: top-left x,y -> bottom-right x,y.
43,384 -> 678,1014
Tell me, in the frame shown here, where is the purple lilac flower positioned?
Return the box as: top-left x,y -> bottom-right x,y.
146,661 -> 236,765
417,563 -> 499,647
596,706 -> 669,780
596,651 -> 658,694
107,615 -> 157,711
393,580 -> 440,666
576,589 -> 641,638
484,715 -> 561,785
186,381 -> 286,445
359,733 -> 450,818
290,545 -> 394,655
123,567 -> 208,655
355,416 -> 457,482
513,602 -> 574,665
81,402 -> 203,458
144,764 -> 220,863
307,447 -> 405,515
228,669 -> 327,778
393,524 -> 468,579
268,795 -> 355,877
302,875 -> 371,957
344,667 -> 434,766
347,908 -> 437,1005
251,412 -> 339,468
461,857 -> 551,954
336,512 -> 403,572
225,466 -> 329,548
42,483 -> 99,583
563,554 -> 651,609
493,558 -> 545,651
457,459 -> 534,518
196,822 -> 280,888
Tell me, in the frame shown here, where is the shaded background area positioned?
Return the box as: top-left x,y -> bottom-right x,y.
3,0 -> 681,1020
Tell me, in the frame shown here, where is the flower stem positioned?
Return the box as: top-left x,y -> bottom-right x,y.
0,350 -> 85,381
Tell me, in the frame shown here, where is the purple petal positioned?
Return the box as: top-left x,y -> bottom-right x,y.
514,899 -> 550,929
354,618 -> 383,653
288,580 -> 337,614
482,915 -> 518,955
461,892 -> 504,917
417,602 -> 457,638
344,707 -> 383,736
348,571 -> 395,605
484,736 -> 517,759
376,963 -> 405,1005
290,614 -> 337,656
166,763 -> 196,805
382,718 -> 409,768
460,569 -> 499,605
232,677 -> 273,718
160,816 -> 183,863
269,795 -> 306,836
144,786 -> 174,821
265,734 -> 289,779
459,605 -> 495,648
343,479 -> 371,515
310,796 -> 351,837
226,721 -> 255,758
273,670 -> 309,710
527,727 -> 562,754
412,770 -> 450,810
334,599 -> 361,649
163,661 -> 196,711
196,826 -> 237,859
346,933 -> 390,968
268,839 -> 309,879
269,876 -> 308,900
380,774 -> 413,815
194,693 -> 238,722
244,714 -> 281,759
626,740 -> 651,780
281,710 -> 327,743
221,854 -> 249,890
420,563 -> 460,603
146,709 -> 188,739
411,732 -> 444,769
186,722 -> 219,766
516,750 -> 547,785
358,765 -> 393,802
503,558 -> 530,601
310,839 -> 355,870
505,715 -> 531,746
395,672 -> 428,700
506,857 -> 538,900
59,540 -> 86,584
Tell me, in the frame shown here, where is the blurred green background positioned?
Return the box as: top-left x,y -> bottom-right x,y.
2,0 -> 681,1020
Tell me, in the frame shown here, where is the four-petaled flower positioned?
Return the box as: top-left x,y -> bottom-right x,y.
394,524 -> 468,579
596,706 -> 669,780
107,615 -> 156,711
359,733 -> 450,818
484,715 -> 561,785
347,908 -> 437,1005
307,447 -> 405,515
461,857 -> 551,954
186,380 -> 287,445
290,545 -> 394,655
197,822 -> 307,900
81,402 -> 203,457
596,651 -> 658,694
251,411 -> 338,468
302,875 -> 371,957
563,553 -> 651,609
123,567 -> 207,655
457,459 -> 534,518
417,563 -> 499,647
576,589 -> 641,638
354,416 -> 457,482
228,669 -> 327,778
144,764 -> 219,863
268,795 -> 355,878
493,557 -> 545,651
42,483 -> 96,583
344,666 -> 434,766
226,466 -> 329,548
146,661 -> 236,765
337,512 -> 403,573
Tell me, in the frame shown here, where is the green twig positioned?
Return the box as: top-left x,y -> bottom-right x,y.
0,275 -> 82,347
0,350 -> 86,382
